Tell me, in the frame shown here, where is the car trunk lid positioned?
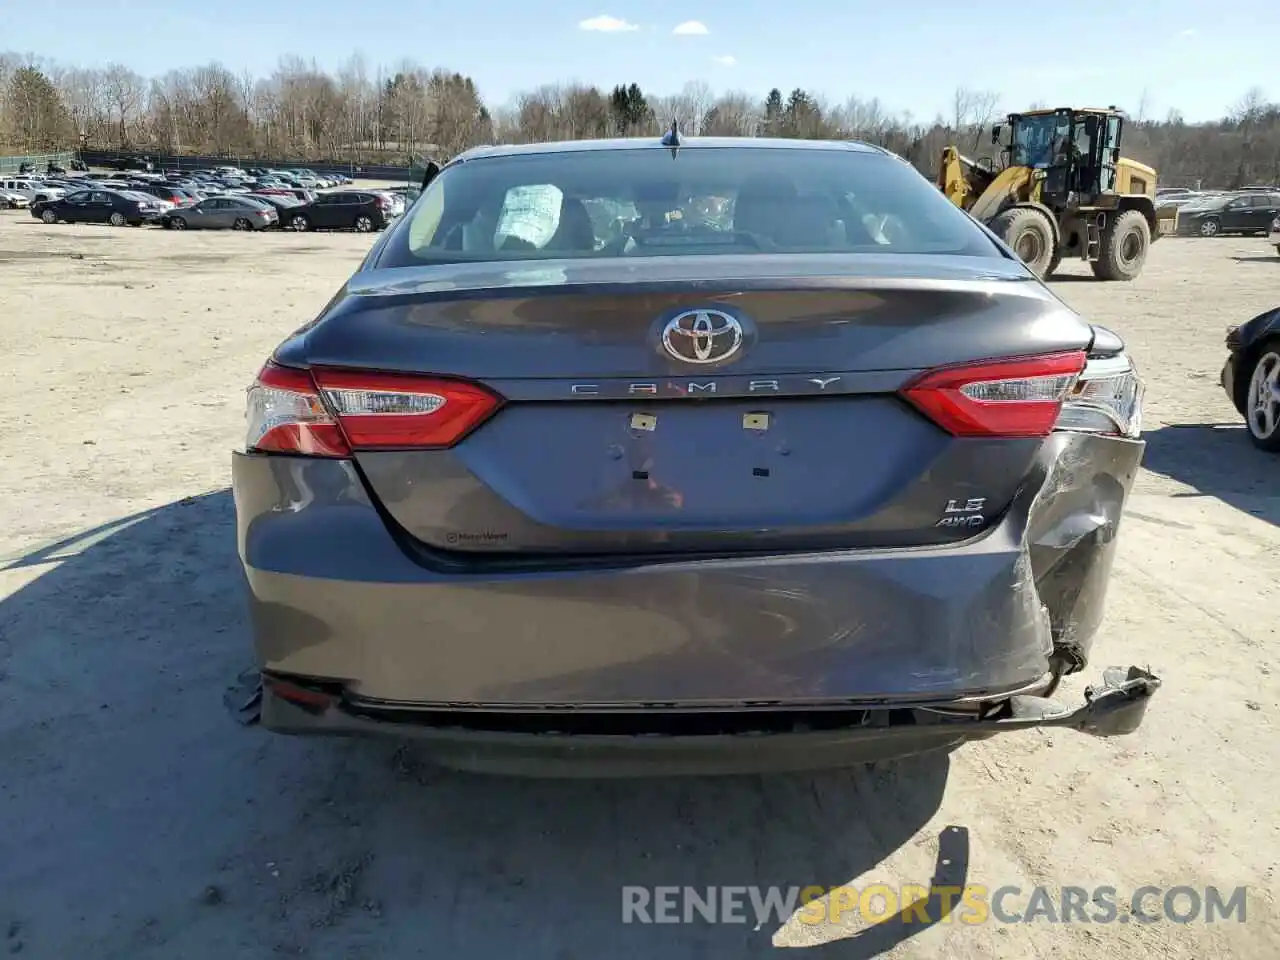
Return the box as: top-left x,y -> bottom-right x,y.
282,254 -> 1092,556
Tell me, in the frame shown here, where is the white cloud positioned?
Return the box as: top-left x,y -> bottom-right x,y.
579,14 -> 639,32
1180,27 -> 1196,36
711,54 -> 736,66
673,20 -> 710,35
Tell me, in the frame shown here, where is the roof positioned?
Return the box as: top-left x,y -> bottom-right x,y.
452,136 -> 888,164
1016,107 -> 1125,118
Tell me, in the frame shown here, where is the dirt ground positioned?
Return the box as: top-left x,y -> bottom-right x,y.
1,211 -> 1278,960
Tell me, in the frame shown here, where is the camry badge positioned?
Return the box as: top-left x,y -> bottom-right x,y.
660,309 -> 744,365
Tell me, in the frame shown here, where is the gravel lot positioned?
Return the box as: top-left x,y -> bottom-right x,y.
1,212 -> 1278,959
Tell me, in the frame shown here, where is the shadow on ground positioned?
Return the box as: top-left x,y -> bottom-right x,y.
0,492 -> 955,960
1141,423 -> 1279,526
1231,255 -> 1280,264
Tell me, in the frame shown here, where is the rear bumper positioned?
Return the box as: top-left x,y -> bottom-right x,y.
233,430 -> 1144,718
249,666 -> 1161,776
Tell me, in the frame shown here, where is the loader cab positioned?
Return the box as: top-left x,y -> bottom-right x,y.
999,108 -> 1125,205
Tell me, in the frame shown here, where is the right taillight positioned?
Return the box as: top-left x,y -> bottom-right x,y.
244,362 -> 503,456
1054,354 -> 1144,439
902,352 -> 1087,438
902,350 -> 1142,440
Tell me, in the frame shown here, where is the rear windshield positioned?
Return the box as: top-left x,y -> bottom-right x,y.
375,146 -> 1001,267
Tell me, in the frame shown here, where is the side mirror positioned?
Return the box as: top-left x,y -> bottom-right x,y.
420,159 -> 442,191
1112,148 -> 1120,163
991,124 -> 1003,144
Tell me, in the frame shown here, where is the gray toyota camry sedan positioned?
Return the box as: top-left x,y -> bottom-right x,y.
232,135 -> 1159,776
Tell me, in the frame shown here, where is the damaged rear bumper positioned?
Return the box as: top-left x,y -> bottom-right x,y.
233,430 -> 1143,709
251,666 -> 1161,777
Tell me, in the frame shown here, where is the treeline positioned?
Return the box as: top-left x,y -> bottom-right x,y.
2,51 -> 1278,188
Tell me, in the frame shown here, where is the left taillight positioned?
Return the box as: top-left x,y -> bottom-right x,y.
244,362 -> 503,456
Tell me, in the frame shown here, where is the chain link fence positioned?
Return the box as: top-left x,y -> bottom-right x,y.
0,151 -> 76,175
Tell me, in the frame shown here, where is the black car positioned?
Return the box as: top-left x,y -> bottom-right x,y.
247,192 -> 301,222
1221,308 -> 1280,451
233,135 -> 1160,773
1177,192 -> 1280,237
30,188 -> 164,226
284,190 -> 389,232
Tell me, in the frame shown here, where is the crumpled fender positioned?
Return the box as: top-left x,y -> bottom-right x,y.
1023,431 -> 1145,671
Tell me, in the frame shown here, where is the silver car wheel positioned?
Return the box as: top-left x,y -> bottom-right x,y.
1247,349 -> 1280,441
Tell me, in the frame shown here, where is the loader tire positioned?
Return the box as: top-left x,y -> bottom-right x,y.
988,207 -> 1056,278
1091,210 -> 1150,281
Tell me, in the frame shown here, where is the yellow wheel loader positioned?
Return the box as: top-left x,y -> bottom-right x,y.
938,107 -> 1178,281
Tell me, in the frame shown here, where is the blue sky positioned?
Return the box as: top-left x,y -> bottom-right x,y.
14,0 -> 1273,122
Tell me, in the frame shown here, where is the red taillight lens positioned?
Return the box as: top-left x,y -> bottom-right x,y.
245,362 -> 502,456
900,351 -> 1087,438
311,368 -> 501,448
246,364 -> 350,456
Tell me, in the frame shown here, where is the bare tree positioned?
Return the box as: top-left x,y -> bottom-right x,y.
101,63 -> 145,146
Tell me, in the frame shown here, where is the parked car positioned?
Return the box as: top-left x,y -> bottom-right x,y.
128,183 -> 194,207
247,192 -> 301,222
1176,192 -> 1280,237
160,195 -> 279,230
0,178 -> 66,204
385,185 -> 421,205
1,189 -> 29,209
292,167 -> 333,187
233,135 -> 1159,774
31,188 -> 164,225
1221,308 -> 1280,451
364,189 -> 405,219
41,179 -> 88,192
284,190 -> 389,232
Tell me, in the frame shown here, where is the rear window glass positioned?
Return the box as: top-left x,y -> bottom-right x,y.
377,146 -> 1000,267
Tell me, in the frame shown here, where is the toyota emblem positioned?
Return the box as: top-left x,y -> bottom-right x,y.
660,309 -> 745,365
